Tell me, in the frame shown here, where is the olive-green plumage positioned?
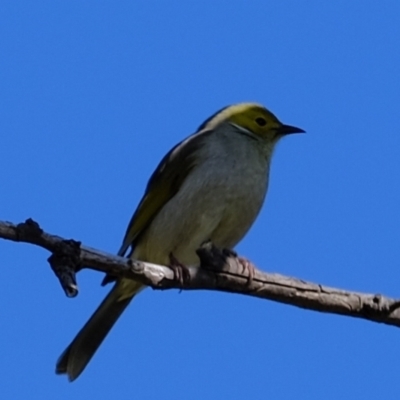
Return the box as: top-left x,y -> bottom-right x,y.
56,102 -> 304,381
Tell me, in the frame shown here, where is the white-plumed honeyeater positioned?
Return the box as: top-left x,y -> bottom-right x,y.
56,102 -> 304,381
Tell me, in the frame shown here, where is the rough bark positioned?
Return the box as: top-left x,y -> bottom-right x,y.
1,218 -> 400,328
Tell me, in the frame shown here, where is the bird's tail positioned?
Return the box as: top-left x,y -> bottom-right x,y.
55,279 -> 143,381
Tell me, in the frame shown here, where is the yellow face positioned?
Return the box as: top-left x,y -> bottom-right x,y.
228,103 -> 282,138
200,102 -> 304,140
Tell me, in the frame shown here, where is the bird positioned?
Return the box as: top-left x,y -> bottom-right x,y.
55,102 -> 304,381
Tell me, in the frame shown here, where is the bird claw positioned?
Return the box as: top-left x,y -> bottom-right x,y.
237,256 -> 255,285
198,243 -> 254,285
222,249 -> 254,285
169,253 -> 191,287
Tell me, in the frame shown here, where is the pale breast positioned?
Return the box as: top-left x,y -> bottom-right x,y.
133,129 -> 272,266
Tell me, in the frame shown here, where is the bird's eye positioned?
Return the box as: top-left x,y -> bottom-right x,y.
255,117 -> 267,126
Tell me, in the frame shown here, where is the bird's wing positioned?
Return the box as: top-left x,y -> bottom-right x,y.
117,129 -> 213,258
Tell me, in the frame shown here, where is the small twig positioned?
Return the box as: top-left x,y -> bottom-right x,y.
48,239 -> 81,297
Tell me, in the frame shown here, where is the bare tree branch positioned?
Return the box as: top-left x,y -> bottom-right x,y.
1,218 -> 400,328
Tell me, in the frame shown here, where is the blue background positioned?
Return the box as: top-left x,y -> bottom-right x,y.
1,1 -> 400,399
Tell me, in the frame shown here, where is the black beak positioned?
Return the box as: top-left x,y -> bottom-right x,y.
277,124 -> 305,135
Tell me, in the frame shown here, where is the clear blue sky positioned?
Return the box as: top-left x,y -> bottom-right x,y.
1,1 -> 400,399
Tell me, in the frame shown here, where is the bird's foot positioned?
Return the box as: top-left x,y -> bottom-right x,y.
197,242 -> 255,285
238,256 -> 255,285
223,248 -> 254,285
168,253 -> 191,287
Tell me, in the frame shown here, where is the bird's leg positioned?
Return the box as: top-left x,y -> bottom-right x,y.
222,248 -> 255,285
168,252 -> 191,286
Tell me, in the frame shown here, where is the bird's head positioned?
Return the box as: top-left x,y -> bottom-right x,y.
199,102 -> 305,142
